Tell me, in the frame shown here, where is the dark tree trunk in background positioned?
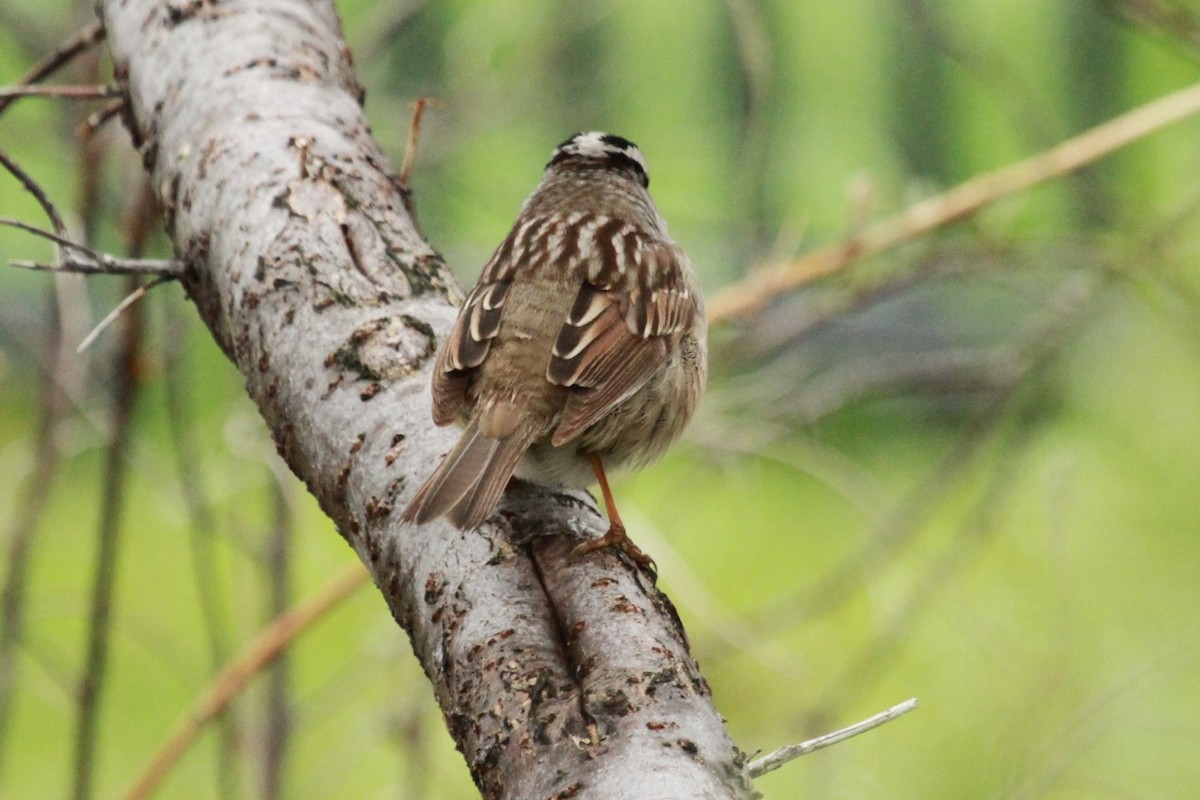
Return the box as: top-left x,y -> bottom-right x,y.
99,0 -> 756,796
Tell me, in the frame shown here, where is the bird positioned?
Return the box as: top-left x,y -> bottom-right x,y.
401,131 -> 707,566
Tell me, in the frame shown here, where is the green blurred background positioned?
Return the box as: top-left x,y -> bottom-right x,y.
3,0 -> 1200,797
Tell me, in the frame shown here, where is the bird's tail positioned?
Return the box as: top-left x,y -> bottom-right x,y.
402,416 -> 537,530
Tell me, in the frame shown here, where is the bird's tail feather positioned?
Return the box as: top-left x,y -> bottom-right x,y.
402,418 -> 536,529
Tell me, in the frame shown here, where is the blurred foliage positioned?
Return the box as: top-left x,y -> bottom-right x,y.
3,0 -> 1200,798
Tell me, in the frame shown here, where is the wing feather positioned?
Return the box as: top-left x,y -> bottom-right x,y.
547,240 -> 695,446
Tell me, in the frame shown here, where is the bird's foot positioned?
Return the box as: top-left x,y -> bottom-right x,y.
572,523 -> 656,573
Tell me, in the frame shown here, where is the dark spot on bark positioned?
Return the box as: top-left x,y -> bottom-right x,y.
424,572 -> 445,604
365,495 -> 393,523
591,578 -> 616,589
350,432 -> 366,453
570,621 -> 586,640
678,738 -> 698,755
333,463 -> 351,505
588,688 -> 632,718
644,668 -> 677,698
360,382 -> 382,400
166,0 -> 206,25
547,783 -> 582,799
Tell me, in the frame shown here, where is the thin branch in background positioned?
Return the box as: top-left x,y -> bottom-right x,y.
0,216 -> 91,251
707,80 -> 1200,324
0,83 -> 121,101
70,165 -> 154,800
70,274 -> 144,800
811,421 -> 1029,716
398,97 -> 431,189
723,0 -> 776,246
0,19 -> 105,117
0,149 -> 70,242
75,43 -> 108,248
0,288 -> 71,782
355,0 -> 432,60
0,161 -> 180,279
748,698 -> 919,778
161,297 -> 240,800
1104,0 -> 1200,57
262,478 -> 294,800
81,98 -> 125,137
392,700 -> 430,800
12,256 -> 183,276
898,0 -> 1061,153
1,215 -> 180,275
121,563 -> 370,800
732,273 -> 1098,659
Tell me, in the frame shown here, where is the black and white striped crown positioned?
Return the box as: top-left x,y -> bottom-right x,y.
547,131 -> 649,188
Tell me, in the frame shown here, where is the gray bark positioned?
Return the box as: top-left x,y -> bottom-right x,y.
99,0 -> 756,797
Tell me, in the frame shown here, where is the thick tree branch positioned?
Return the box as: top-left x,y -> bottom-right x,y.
98,1 -> 753,797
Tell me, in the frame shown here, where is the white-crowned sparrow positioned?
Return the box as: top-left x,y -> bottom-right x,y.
402,132 -> 707,565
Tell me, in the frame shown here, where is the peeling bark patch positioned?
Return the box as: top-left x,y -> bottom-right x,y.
326,315 -> 436,384
384,433 -> 406,465
285,174 -> 347,225
610,595 -> 641,614
547,783 -> 582,799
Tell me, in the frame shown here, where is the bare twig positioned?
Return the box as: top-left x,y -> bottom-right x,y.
0,83 -> 121,101
81,99 -> 125,136
0,19 -> 105,117
748,698 -> 919,778
1,216 -> 180,276
76,276 -> 171,353
0,149 -> 70,241
121,563 -> 370,800
708,80 -> 1200,323
0,216 -> 87,251
398,97 -> 431,189
11,257 -> 183,276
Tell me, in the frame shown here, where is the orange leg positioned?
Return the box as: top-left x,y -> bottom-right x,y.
571,454 -> 655,570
